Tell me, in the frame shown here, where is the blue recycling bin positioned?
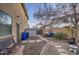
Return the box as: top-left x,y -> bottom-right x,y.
21,32 -> 29,40
48,32 -> 53,37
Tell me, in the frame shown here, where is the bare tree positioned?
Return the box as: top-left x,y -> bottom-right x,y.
33,3 -> 59,35
33,3 -> 79,44
52,3 -> 79,44
70,3 -> 79,44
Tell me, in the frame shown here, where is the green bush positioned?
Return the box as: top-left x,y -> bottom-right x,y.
53,32 -> 67,40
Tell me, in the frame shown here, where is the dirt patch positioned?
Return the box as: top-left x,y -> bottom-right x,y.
23,41 -> 46,55
23,37 -> 46,55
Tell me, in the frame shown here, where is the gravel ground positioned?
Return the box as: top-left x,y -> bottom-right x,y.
23,37 -> 46,55
40,42 -> 60,55
23,36 -> 70,55
47,37 -> 70,54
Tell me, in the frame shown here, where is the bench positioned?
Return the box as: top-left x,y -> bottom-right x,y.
69,44 -> 78,54
68,44 -> 79,55
0,35 -> 22,55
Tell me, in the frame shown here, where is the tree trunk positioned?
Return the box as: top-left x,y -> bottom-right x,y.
43,25 -> 45,36
71,28 -> 74,37
72,3 -> 78,44
74,26 -> 78,44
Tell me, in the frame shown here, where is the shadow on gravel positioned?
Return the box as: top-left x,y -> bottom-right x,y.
23,37 -> 46,55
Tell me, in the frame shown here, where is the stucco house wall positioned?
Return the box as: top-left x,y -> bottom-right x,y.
0,3 -> 28,41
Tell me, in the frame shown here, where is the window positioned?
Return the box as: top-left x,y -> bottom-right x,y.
0,10 -> 12,37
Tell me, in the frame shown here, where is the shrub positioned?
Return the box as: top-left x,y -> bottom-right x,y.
53,32 -> 67,40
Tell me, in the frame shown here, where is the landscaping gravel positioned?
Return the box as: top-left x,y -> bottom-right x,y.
23,37 -> 46,55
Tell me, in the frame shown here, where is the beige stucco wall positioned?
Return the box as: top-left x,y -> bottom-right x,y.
0,3 -> 28,40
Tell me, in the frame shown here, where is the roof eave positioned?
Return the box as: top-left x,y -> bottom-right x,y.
21,3 -> 29,20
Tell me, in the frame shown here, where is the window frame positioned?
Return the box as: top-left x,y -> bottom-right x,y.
0,10 -> 12,37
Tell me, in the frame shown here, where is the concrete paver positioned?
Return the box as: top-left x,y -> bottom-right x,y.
28,40 -> 42,43
38,35 -> 50,42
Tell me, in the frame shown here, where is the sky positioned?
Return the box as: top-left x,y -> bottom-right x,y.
24,3 -> 70,28
25,3 -> 42,28
25,3 -> 56,28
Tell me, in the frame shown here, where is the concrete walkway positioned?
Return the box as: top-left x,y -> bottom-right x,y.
40,42 -> 59,55
38,35 -> 69,55
38,35 -> 50,43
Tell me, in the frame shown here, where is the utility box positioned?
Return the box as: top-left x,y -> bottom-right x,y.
25,28 -> 37,37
